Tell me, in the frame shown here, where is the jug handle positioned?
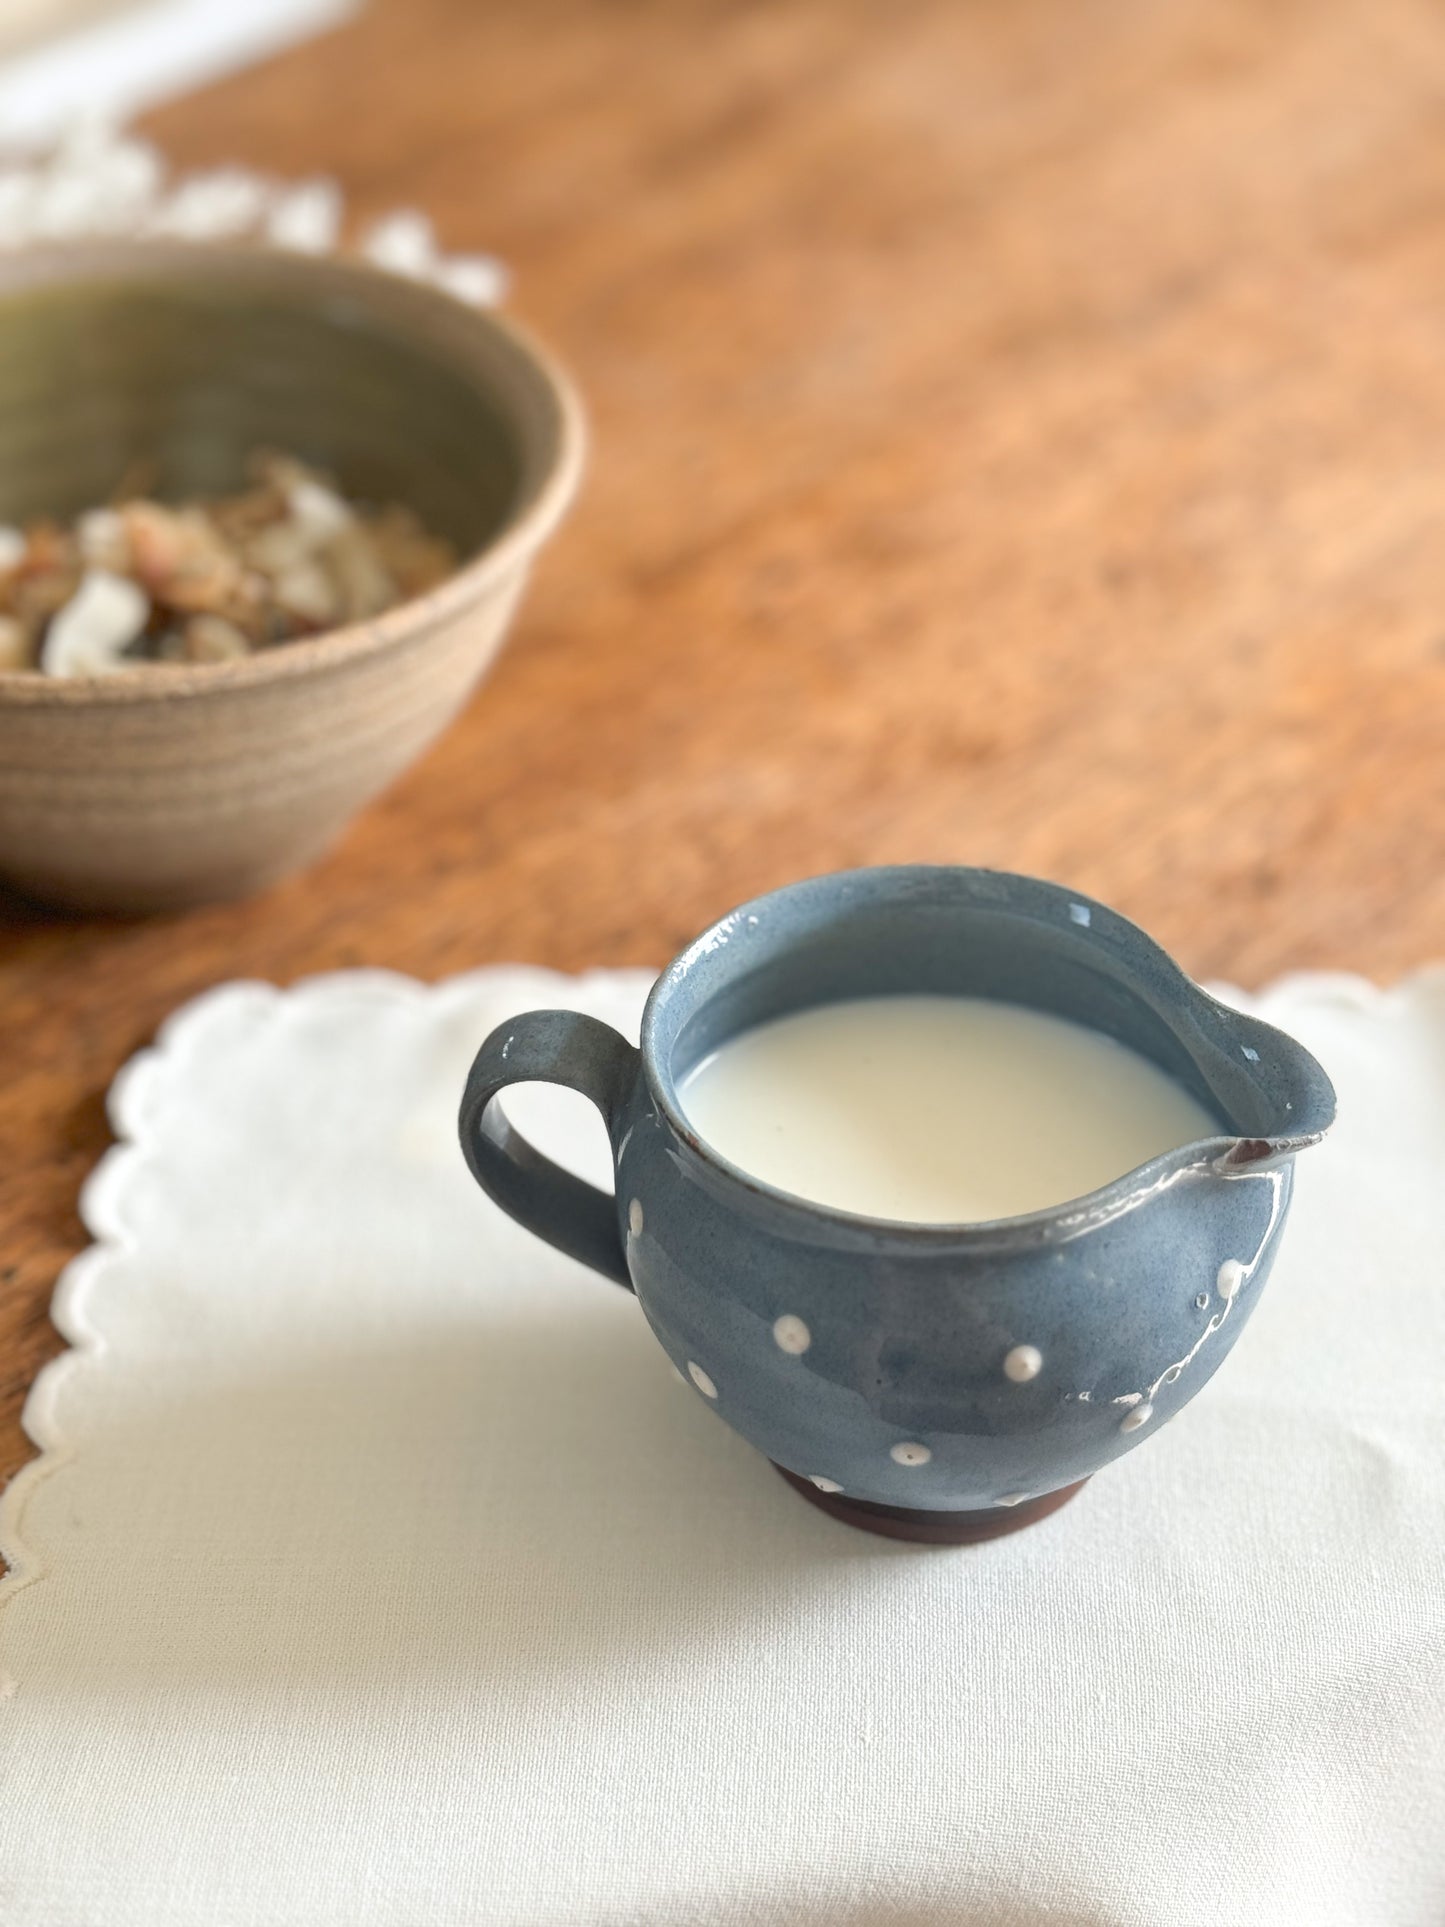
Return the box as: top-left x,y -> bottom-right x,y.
458,1010 -> 639,1288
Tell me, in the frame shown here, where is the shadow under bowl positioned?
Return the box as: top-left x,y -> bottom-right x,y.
0,240 -> 584,912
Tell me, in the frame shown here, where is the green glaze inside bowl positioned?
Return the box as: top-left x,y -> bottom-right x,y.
0,252 -> 540,559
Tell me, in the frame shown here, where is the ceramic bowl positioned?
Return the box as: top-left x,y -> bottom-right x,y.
0,241 -> 583,911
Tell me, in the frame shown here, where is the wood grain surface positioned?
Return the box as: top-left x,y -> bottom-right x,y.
3,0 -> 1444,1492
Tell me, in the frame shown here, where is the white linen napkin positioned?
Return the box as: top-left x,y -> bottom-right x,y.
1,965 -> 1442,1926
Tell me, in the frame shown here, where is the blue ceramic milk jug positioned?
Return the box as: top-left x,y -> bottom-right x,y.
460,867 -> 1335,1542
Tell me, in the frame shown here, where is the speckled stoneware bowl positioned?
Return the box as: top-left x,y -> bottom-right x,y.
0,241 -> 582,911
460,866 -> 1337,1543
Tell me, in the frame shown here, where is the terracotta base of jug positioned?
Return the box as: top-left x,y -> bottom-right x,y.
773,1464 -> 1089,1544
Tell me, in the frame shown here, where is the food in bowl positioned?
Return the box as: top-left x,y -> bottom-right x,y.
0,452 -> 458,675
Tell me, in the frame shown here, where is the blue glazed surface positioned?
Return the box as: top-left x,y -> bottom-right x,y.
461,866 -> 1336,1513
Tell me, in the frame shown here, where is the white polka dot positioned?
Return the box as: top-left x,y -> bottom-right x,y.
1120,1402 -> 1154,1433
809,1476 -> 842,1493
687,1361 -> 717,1398
1068,902 -> 1092,927
627,1199 -> 644,1238
995,1491 -> 1029,1507
890,1441 -> 931,1466
773,1314 -> 811,1354
1003,1343 -> 1042,1383
1217,1258 -> 1245,1301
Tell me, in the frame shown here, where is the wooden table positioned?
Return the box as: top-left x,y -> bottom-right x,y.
3,0 -> 1444,1489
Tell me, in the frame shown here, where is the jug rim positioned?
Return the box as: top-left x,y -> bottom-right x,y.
639,864 -> 1337,1250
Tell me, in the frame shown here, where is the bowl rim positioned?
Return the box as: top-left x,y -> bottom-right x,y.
0,239 -> 586,706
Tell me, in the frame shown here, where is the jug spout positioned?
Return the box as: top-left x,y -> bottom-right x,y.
1193,996 -> 1337,1173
